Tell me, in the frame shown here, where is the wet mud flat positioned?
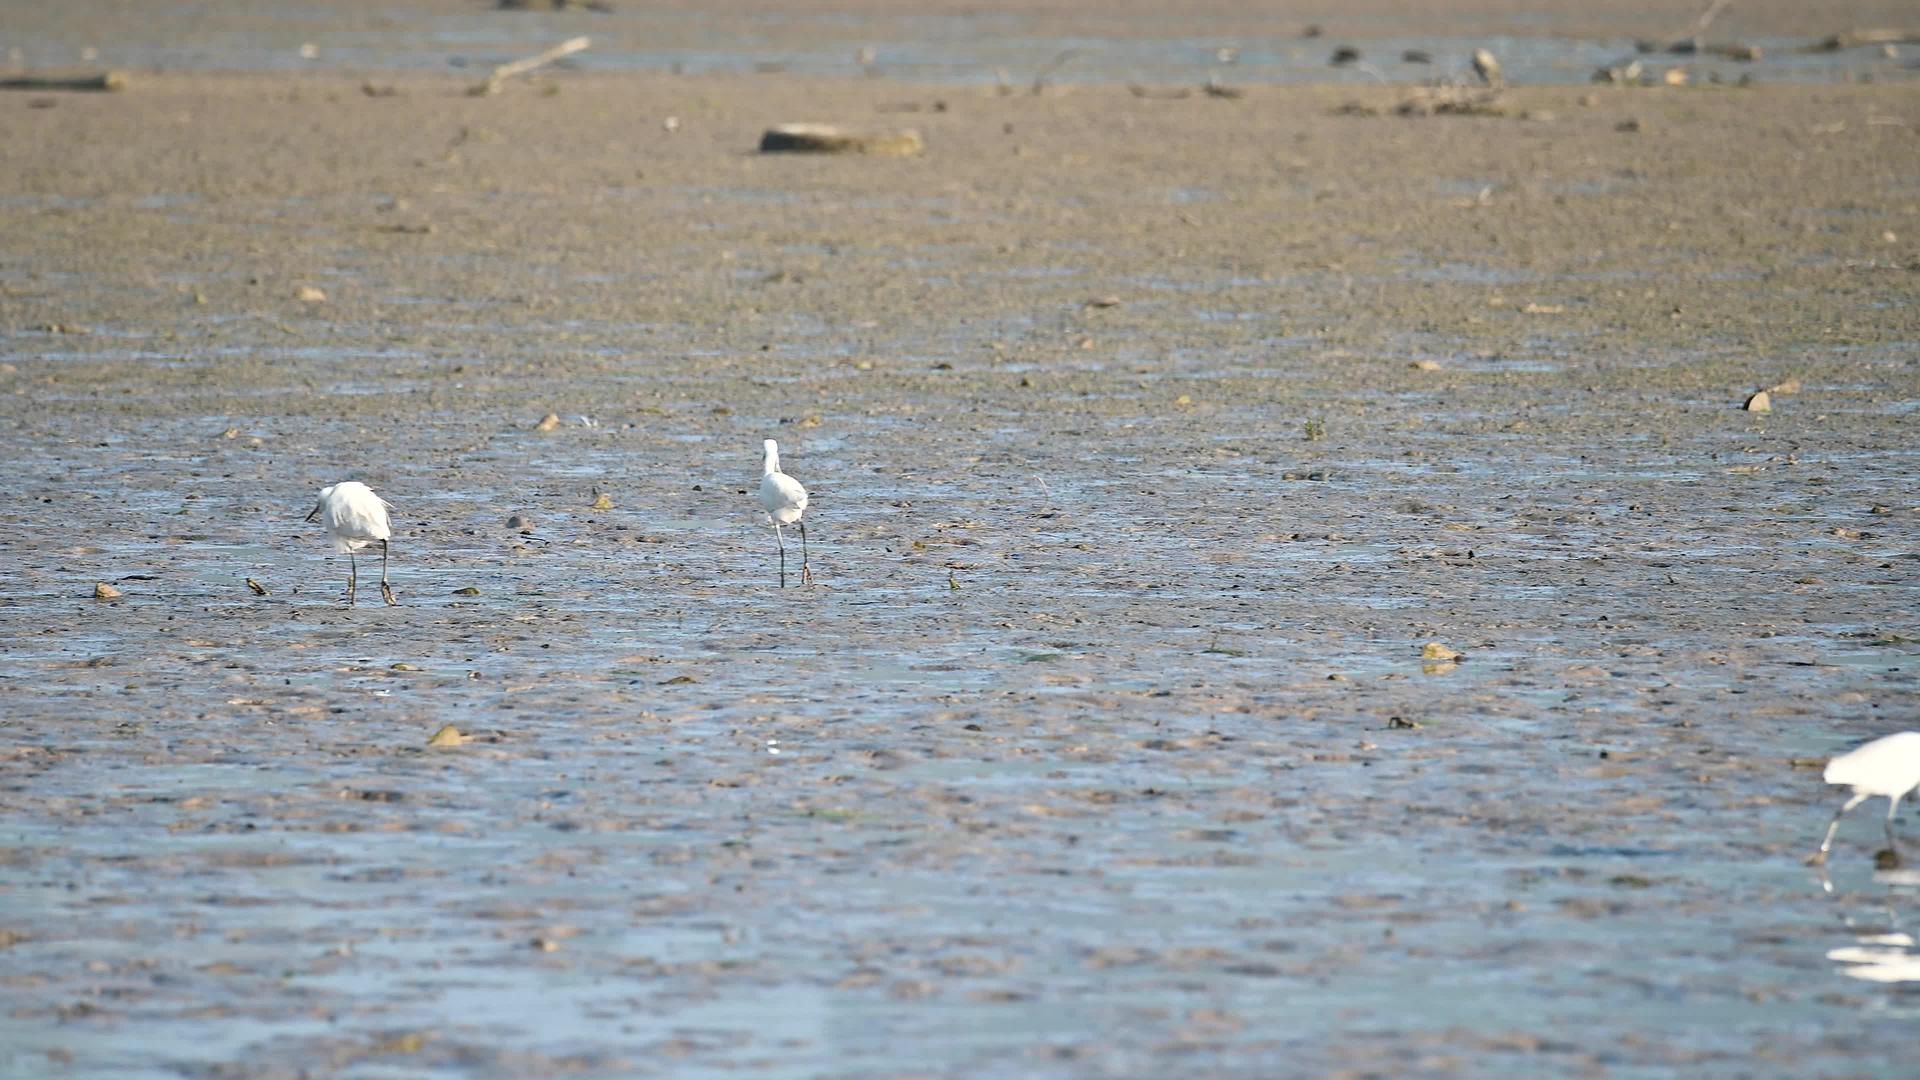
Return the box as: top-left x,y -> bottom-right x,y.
1,69 -> 1918,1077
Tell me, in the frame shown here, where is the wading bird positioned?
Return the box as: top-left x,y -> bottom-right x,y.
306,481 -> 398,607
1810,731 -> 1920,867
758,439 -> 811,587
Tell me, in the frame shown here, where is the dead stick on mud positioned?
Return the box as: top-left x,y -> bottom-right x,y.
470,36 -> 591,96
0,72 -> 129,92
1687,0 -> 1731,55
1692,0 -> 1732,36
1803,28 -> 1920,52
1029,49 -> 1081,95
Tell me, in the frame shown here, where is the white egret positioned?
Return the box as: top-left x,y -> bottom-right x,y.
758,439 -> 811,587
1810,731 -> 1920,866
306,481 -> 398,607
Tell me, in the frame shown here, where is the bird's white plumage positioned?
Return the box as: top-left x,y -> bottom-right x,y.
756,439 -> 813,586
312,481 -> 393,552
1825,732 -> 1920,797
759,439 -> 808,524
1812,730 -> 1920,866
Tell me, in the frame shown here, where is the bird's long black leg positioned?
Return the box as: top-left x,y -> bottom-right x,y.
380,539 -> 397,606
1810,792 -> 1869,866
799,520 -> 813,585
347,551 -> 358,608
775,523 -> 787,588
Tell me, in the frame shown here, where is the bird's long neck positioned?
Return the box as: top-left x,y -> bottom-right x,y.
763,445 -> 780,475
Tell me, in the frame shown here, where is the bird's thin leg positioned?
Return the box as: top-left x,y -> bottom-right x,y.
1884,794 -> 1905,867
799,520 -> 813,585
1810,792 -> 1870,866
380,539 -> 397,606
774,523 -> 787,588
346,551 -> 358,607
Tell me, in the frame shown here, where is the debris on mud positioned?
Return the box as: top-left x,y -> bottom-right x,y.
470,36 -> 592,97
427,725 -> 467,747
1472,48 -> 1504,87
0,72 -> 127,92
759,123 -> 924,156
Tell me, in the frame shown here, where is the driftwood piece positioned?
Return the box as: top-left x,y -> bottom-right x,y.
1803,28 -> 1920,52
759,124 -> 923,156
469,36 -> 591,96
0,72 -> 128,92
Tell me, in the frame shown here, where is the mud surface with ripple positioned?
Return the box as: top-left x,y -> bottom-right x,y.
2,57 -> 1918,1079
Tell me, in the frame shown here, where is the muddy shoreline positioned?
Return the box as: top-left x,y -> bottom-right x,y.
2,58 -> 1918,1080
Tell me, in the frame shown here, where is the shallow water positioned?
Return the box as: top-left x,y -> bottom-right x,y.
4,2 -> 1917,86
4,307 -> 1917,1076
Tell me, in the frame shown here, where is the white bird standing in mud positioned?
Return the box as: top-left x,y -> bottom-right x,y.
306,481 -> 398,607
1810,731 -> 1920,867
758,439 -> 811,587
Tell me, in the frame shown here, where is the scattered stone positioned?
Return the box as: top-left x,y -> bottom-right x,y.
1421,643 -> 1463,661
245,578 -> 268,596
535,412 -> 561,431
759,123 -> 923,156
1395,86 -> 1505,117
1472,48 -> 1504,87
452,586 -> 482,595
427,724 -> 466,747
1744,390 -> 1772,412
1329,46 -> 1361,66
1411,359 -> 1444,371
1388,716 -> 1422,730
1402,49 -> 1433,64
1663,68 -> 1690,86
1594,60 -> 1645,84
590,492 -> 613,510
295,285 -> 327,303
1616,118 -> 1644,133
93,582 -> 121,600
506,514 -> 534,531
391,662 -> 422,672
1767,378 -> 1802,395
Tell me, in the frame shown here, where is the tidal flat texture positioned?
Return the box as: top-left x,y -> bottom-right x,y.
1,38 -> 1918,1080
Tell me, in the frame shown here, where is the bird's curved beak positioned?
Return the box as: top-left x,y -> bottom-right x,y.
304,504 -> 321,523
